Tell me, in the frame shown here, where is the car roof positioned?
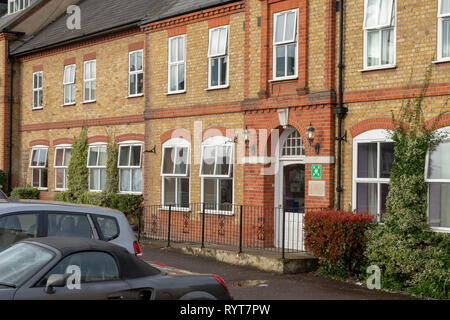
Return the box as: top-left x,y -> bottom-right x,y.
23,237 -> 160,279
0,200 -> 125,217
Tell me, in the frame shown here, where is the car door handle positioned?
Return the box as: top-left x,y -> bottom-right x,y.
107,295 -> 124,300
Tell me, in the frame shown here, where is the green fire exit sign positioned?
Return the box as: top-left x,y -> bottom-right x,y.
312,165 -> 322,179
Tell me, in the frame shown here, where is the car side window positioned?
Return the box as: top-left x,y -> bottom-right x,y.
47,213 -> 93,238
94,216 -> 119,240
0,213 -> 39,250
36,251 -> 120,287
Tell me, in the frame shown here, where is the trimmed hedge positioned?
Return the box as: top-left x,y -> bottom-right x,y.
10,185 -> 40,200
304,210 -> 374,277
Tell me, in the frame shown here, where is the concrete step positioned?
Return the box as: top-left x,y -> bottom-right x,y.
142,240 -> 318,274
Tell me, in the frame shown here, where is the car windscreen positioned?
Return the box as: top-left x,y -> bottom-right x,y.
0,190 -> 7,199
0,242 -> 54,287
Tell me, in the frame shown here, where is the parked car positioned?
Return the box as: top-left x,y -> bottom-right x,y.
0,238 -> 232,300
0,201 -> 141,256
0,190 -> 7,200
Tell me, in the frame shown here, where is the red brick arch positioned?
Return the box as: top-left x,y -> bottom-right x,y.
350,118 -> 397,138
425,113 -> 450,131
29,139 -> 50,147
160,129 -> 191,144
53,138 -> 74,146
116,133 -> 145,143
87,135 -> 108,144
202,127 -> 236,141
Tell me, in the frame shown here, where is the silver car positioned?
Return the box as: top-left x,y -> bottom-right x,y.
0,201 -> 142,256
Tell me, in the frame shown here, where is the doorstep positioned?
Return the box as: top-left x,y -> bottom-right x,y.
140,240 -> 318,274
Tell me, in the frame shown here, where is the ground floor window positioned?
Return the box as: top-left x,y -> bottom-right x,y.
353,130 -> 394,221
54,146 -> 72,191
87,144 -> 107,192
426,136 -> 450,230
30,147 -> 48,189
118,143 -> 143,193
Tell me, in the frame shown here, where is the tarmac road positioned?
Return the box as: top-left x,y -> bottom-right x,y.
142,245 -> 419,300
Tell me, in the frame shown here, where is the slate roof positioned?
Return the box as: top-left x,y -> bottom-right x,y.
12,0 -> 238,55
0,0 -> 42,31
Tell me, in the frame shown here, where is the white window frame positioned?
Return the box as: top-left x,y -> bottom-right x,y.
118,141 -> 143,194
30,146 -> 48,190
87,144 -> 106,192
272,9 -> 299,81
8,0 -> 31,15
363,0 -> 396,70
128,50 -> 144,97
437,0 -> 450,62
167,35 -> 186,94
425,126 -> 450,233
63,64 -> 76,105
352,129 -> 394,222
200,136 -> 234,215
54,145 -> 72,191
83,60 -> 96,103
208,26 -> 229,89
161,138 -> 191,209
32,71 -> 43,110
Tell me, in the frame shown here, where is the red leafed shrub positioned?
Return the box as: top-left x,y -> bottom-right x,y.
304,210 -> 375,277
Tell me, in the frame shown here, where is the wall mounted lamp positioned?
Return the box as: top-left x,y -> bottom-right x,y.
306,123 -> 320,155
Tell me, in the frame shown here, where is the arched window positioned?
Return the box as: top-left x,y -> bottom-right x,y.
281,128 -> 305,157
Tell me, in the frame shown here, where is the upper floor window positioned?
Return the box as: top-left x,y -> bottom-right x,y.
30,147 -> 48,190
161,139 -> 190,208
87,144 -> 106,192
129,50 -> 143,96
208,26 -> 229,88
273,9 -> 298,80
168,35 -> 186,93
118,143 -> 143,194
32,71 -> 43,110
8,0 -> 33,15
54,146 -> 72,191
63,65 -> 76,105
438,0 -> 450,61
363,0 -> 396,69
83,60 -> 96,102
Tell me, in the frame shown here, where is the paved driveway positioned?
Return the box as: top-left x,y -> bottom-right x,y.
142,245 -> 418,300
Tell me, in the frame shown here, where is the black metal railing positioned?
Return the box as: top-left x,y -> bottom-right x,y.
138,203 -> 328,258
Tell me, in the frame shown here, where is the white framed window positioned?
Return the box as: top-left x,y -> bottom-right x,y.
87,144 -> 106,192
363,0 -> 396,70
129,50 -> 144,96
438,0 -> 450,61
118,143 -> 143,194
32,71 -> 43,110
281,129 -> 305,157
30,147 -> 48,190
83,60 -> 96,102
352,130 -> 394,221
208,26 -> 229,89
273,9 -> 298,80
8,0 -> 32,15
54,146 -> 72,191
425,126 -> 450,232
200,136 -> 234,214
63,64 -> 76,105
168,35 -> 186,93
161,138 -> 190,208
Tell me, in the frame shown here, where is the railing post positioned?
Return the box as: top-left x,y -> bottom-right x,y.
201,203 -> 206,249
282,207 -> 286,260
167,205 -> 172,247
239,205 -> 243,254
137,206 -> 142,242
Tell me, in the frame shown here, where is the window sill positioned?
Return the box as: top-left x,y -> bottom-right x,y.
32,107 -> 43,111
83,100 -> 97,105
205,85 -> 229,91
269,76 -> 298,83
431,226 -> 450,233
159,206 -> 191,212
432,59 -> 450,65
197,209 -> 234,216
165,90 -> 186,96
37,188 -> 48,191
358,65 -> 397,72
62,103 -> 76,107
127,94 -> 144,99
119,191 -> 143,195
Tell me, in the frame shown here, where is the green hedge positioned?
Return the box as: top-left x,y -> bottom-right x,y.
10,186 -> 40,200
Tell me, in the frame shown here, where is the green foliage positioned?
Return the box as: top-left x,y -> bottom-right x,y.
67,127 -> 89,200
107,193 -> 143,224
53,191 -> 75,203
104,138 -> 119,197
365,65 -> 449,299
10,185 -> 40,200
0,170 -> 6,190
78,191 -> 108,207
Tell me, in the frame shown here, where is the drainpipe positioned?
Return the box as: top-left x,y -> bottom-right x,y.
3,30 -> 25,194
333,0 -> 348,210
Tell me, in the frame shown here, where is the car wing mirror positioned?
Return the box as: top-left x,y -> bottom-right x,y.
45,274 -> 66,294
